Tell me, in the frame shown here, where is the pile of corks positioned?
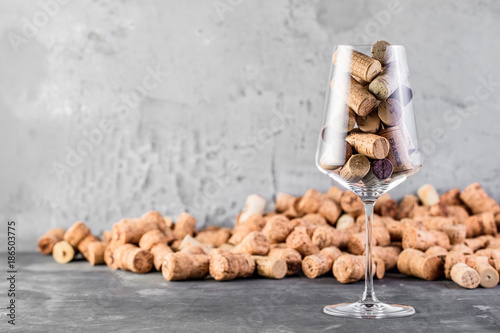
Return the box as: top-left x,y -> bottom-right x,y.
38,182 -> 500,289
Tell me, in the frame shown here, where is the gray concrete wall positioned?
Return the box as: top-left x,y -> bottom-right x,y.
1,0 -> 499,251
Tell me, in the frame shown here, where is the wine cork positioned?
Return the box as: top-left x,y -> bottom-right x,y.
180,245 -> 207,256
447,205 -> 469,224
450,263 -> 480,289
389,86 -> 413,106
320,141 -> 353,170
440,187 -> 463,206
38,228 -> 66,255
52,241 -> 76,264
396,194 -> 419,220
346,131 -> 390,160
464,237 -> 489,252
378,98 -> 402,126
268,247 -> 302,275
464,212 -> 497,238
414,216 -> 454,231
443,225 -> 466,245
209,249 -> 255,281
371,40 -> 392,65
333,255 -> 383,283
87,241 -> 106,266
333,49 -> 382,82
317,199 -> 342,225
397,249 -> 443,281
238,194 -> 267,224
417,184 -> 440,206
275,193 -> 296,213
326,186 -> 344,204
322,108 -> 356,136
460,183 -> 500,215
356,110 -> 381,133
444,250 -> 466,279
301,213 -> 327,226
378,126 -> 412,173
362,159 -> 394,187
368,62 -> 409,100
232,231 -> 270,255
373,246 -> 401,270
339,191 -> 365,218
399,122 -> 416,154
252,256 -> 287,279
111,216 -> 161,245
374,193 -> 397,218
139,229 -> 174,251
302,247 -> 342,279
150,243 -> 173,271
262,215 -> 292,243
403,228 -> 450,251
347,232 -> 377,255
64,222 -> 91,247
339,154 -> 371,182
121,246 -> 154,273
286,228 -> 319,257
103,243 -> 121,270
102,231 -> 112,244
465,255 -> 499,288
162,252 -> 209,281
331,77 -> 378,116
312,225 -> 349,250
450,244 -> 474,256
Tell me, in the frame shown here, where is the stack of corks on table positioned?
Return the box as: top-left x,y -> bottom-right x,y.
38,182 -> 500,289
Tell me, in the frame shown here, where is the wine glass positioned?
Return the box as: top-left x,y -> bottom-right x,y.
315,43 -> 422,318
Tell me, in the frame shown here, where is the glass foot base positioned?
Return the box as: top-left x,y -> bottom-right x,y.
323,301 -> 415,319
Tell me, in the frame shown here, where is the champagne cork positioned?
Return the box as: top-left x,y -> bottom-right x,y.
368,62 -> 409,100
121,246 -> 154,274
402,228 -> 450,251
262,215 -> 292,243
64,221 -> 91,247
444,250 -> 466,279
371,40 -> 392,65
232,231 -> 270,255
440,187 -> 463,206
447,205 -> 469,224
320,141 -> 353,171
238,194 -> 267,224
77,234 -> 100,260
362,159 -> 394,187
275,193 -> 296,213
397,249 -> 443,281
195,228 -> 231,247
103,243 -> 121,270
356,110 -> 381,133
417,184 -> 440,206
346,131 -> 390,160
38,228 -> 66,255
141,211 -> 168,234
374,193 -> 397,218
87,241 -> 106,266
443,225 -> 466,245
465,255 -> 499,288
425,246 -> 448,257
373,246 -> 401,270
311,225 -> 349,250
464,237 -> 489,252
347,232 -> 377,255
325,187 -> 342,204
464,212 -> 497,238
295,189 -> 325,215
378,98 -> 402,126
111,216 -> 161,245
150,243 -> 173,271
389,86 -> 413,106
52,241 -> 76,264
162,252 -> 209,281
333,255 -> 383,283
268,247 -> 302,275
396,194 -> 419,220
460,183 -> 500,215
339,154 -> 371,182
339,191 -> 365,218
450,263 -> 480,289
253,256 -> 287,279
301,213 -> 327,226
163,216 -> 174,229
317,199 -> 342,225
333,49 -> 382,82
335,214 -> 355,230
450,244 -> 474,256
331,77 -> 378,116
302,247 -> 342,279
209,249 -> 255,281
173,213 -> 197,240
414,216 -> 454,231
378,126 -> 412,173
102,230 -> 112,244
139,229 -> 174,251
286,229 -> 319,257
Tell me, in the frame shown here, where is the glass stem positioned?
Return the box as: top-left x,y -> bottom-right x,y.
361,201 -> 378,303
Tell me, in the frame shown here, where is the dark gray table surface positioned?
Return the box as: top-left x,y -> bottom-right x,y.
2,253 -> 499,332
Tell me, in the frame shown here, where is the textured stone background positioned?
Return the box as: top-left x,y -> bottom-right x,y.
1,0 -> 499,251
